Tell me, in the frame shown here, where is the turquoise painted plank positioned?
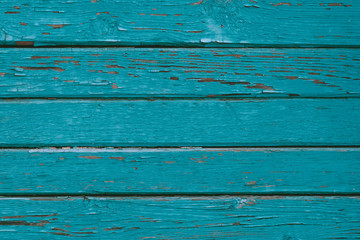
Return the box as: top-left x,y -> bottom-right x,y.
0,196 -> 359,239
1,48 -> 359,98
1,99 -> 359,147
0,148 -> 359,194
0,0 -> 359,46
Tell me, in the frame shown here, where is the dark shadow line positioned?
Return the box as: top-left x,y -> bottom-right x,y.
1,192 -> 359,198
2,44 -> 360,49
0,146 -> 359,150
1,96 -> 359,101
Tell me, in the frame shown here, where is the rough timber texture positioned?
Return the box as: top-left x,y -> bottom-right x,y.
1,99 -> 360,147
1,0 -> 359,238
0,196 -> 359,239
0,148 -> 359,194
0,0 -> 359,47
1,48 -> 360,98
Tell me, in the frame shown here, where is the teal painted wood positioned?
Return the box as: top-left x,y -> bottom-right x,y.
0,196 -> 359,239
0,148 -> 359,194
1,0 -> 358,238
1,99 -> 360,147
0,99 -> 360,147
0,0 -> 359,47
1,48 -> 360,98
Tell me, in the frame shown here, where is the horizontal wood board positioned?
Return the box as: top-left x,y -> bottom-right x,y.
1,99 -> 359,147
0,148 -> 359,194
0,196 -> 359,239
1,48 -> 360,98
0,0 -> 359,46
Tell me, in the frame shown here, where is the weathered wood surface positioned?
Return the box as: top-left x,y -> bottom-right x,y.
0,0 -> 359,47
1,48 -> 360,98
1,1 -> 359,239
0,196 -> 359,239
0,148 -> 359,194
1,99 -> 360,147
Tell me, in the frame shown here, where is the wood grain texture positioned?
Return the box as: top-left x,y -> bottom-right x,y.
1,99 -> 360,147
1,48 -> 360,98
0,0 -> 359,46
1,0 -> 358,238
0,196 -> 359,239
0,148 -> 359,194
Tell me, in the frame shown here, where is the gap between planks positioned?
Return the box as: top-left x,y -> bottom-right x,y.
1,45 -> 360,49
1,146 -> 360,150
1,193 -> 360,198
1,96 -> 360,100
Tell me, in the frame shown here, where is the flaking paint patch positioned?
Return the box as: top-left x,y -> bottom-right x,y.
103,227 -> 124,231
46,24 -> 69,29
191,0 -> 203,5
16,66 -> 64,72
246,181 -> 257,186
108,156 -> 124,160
14,41 -> 34,46
79,156 -> 103,159
271,3 -> 291,6
2,213 -> 57,219
0,220 -> 50,227
246,83 -> 274,90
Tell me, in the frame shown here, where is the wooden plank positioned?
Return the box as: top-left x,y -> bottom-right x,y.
1,99 -> 359,147
0,0 -> 359,46
0,99 -> 360,147
0,148 -> 359,194
0,196 -> 359,239
1,48 -> 360,98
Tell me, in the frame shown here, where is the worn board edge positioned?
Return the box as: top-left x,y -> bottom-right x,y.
0,147 -> 359,194
1,0 -> 359,46
1,48 -> 359,98
0,148 -> 360,196
3,42 -> 360,48
0,196 -> 359,239
1,99 -> 360,147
